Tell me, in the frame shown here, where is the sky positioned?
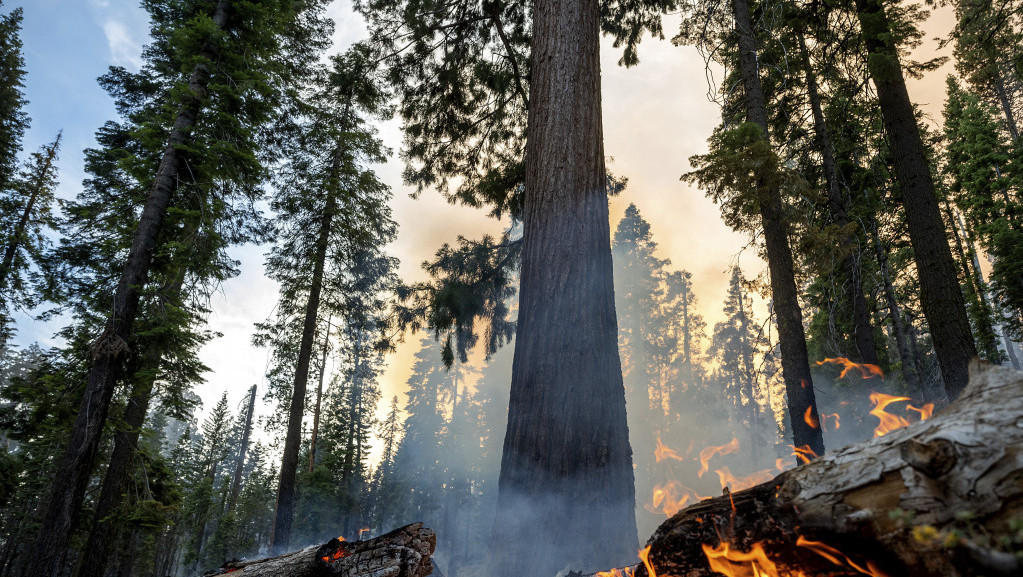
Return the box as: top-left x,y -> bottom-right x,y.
8,0 -> 956,456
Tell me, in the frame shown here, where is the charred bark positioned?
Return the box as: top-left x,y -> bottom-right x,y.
23,4 -> 232,575
731,0 -> 824,457
853,0 -> 977,400
638,362 -> 1023,577
487,0 -> 637,573
209,523 -> 435,577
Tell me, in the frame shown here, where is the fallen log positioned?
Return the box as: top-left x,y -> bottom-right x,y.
639,362 -> 1023,577
206,523 -> 436,577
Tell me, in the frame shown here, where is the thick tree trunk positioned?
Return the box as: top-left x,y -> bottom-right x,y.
731,0 -> 824,457
637,362 -> 1023,577
487,0 -> 637,573
854,0 -> 977,400
24,5 -> 231,575
797,32 -> 878,366
210,523 -> 436,577
271,146 -> 342,554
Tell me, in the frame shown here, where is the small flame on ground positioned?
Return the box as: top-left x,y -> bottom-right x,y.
595,567 -> 634,577
698,437 -> 740,478
320,536 -> 348,563
816,357 -> 884,379
789,444 -> 818,465
702,540 -> 782,577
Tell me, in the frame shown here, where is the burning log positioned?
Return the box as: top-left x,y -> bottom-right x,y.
638,362 -> 1023,577
205,523 -> 436,577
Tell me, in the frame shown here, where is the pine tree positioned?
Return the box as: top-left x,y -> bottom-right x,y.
0,1 -> 27,196
0,134 -> 61,344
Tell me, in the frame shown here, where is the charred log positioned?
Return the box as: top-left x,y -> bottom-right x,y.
206,523 -> 435,577
638,362 -> 1023,577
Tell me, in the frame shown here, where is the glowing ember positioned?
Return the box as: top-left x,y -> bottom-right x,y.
654,437 -> 686,463
321,536 -> 348,563
638,545 -> 657,577
789,444 -> 818,465
816,357 -> 884,379
714,466 -> 775,492
698,437 -> 740,478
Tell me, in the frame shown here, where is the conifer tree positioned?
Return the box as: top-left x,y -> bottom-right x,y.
0,1 -> 27,196
260,43 -> 397,553
0,134 -> 60,344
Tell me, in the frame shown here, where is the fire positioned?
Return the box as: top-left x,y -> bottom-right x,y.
803,406 -> 819,430
869,392 -> 933,437
358,527 -> 370,539
789,444 -> 818,465
321,536 -> 348,563
645,480 -> 702,517
702,540 -> 784,577
595,568 -> 634,577
714,466 -> 775,492
654,437 -> 686,463
638,545 -> 657,577
816,357 -> 884,379
797,536 -> 891,577
698,437 -> 740,477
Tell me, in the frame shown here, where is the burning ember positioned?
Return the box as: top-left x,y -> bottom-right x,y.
816,357 -> 884,379
869,393 -> 934,437
320,536 -> 349,564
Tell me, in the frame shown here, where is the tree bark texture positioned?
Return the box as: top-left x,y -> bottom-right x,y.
731,0 -> 824,457
854,0 -> 977,400
798,32 -> 878,367
488,0 -> 638,573
271,147 -> 341,554
636,362 -> 1023,577
24,4 -> 231,575
210,523 -> 436,577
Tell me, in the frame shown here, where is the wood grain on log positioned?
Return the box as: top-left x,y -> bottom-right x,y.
207,523 -> 435,577
640,362 -> 1023,577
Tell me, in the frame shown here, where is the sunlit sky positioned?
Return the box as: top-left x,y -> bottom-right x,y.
10,0 -> 955,455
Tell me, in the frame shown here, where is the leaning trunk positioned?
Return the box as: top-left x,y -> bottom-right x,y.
731,0 -> 824,457
24,4 -> 231,575
853,0 -> 977,399
487,0 -> 637,573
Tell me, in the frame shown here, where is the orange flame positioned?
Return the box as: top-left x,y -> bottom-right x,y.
698,437 -> 740,478
789,444 -> 818,465
715,466 -> 775,492
816,357 -> 884,379
797,536 -> 891,577
702,540 -> 785,577
803,406 -> 819,429
321,536 -> 348,563
654,437 -> 685,463
906,403 -> 934,421
358,527 -> 370,539
868,393 -> 911,437
638,545 -> 657,577
645,480 -> 703,517
595,568 -> 634,577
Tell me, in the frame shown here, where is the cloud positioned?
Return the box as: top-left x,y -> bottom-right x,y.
102,19 -> 144,69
